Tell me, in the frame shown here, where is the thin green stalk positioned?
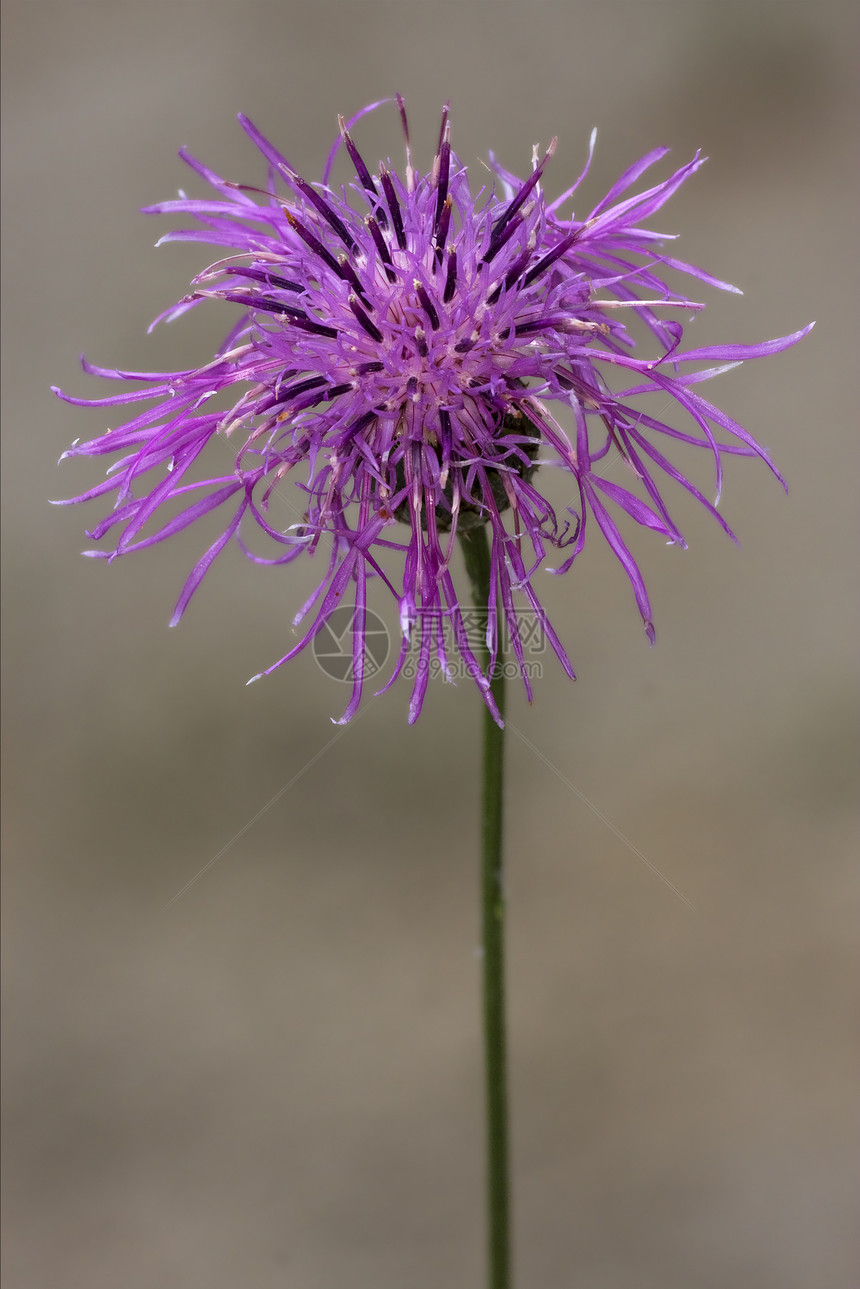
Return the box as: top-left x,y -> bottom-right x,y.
460,524 -> 509,1289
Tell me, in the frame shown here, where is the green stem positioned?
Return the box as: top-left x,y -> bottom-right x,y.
460,524 -> 510,1289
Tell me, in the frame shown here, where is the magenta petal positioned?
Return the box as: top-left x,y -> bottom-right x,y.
170,495 -> 249,625
676,323 -> 814,364
584,480 -> 656,641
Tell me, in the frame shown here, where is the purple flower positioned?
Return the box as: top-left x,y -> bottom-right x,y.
55,99 -> 811,723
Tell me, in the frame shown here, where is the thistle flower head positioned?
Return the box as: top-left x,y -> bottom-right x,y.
55,99 -> 811,723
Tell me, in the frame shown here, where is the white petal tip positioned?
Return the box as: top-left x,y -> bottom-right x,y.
246,673 -> 262,686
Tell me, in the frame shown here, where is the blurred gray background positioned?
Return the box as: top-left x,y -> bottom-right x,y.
2,2 -> 858,1286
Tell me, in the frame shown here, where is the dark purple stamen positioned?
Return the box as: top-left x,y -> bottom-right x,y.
238,296 -> 338,337
288,316 -> 340,338
222,266 -> 304,293
488,245 -> 535,303
443,249 -> 458,303
522,227 -> 582,288
438,407 -> 452,456
285,211 -> 343,277
356,360 -> 385,374
414,327 -> 429,357
482,212 -> 524,264
503,247 -> 534,291
338,115 -> 379,203
336,409 -> 376,447
349,294 -> 384,342
396,94 -> 411,152
365,216 -> 397,282
379,166 -> 406,250
454,337 -> 475,353
414,280 -> 440,330
222,291 -> 301,316
435,103 -> 450,158
491,139 -> 557,241
289,174 -> 357,253
514,318 -> 562,336
396,93 -> 413,186
279,374 -> 328,399
434,137 -> 451,232
434,195 -> 452,264
327,382 -> 354,398
337,253 -> 370,303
